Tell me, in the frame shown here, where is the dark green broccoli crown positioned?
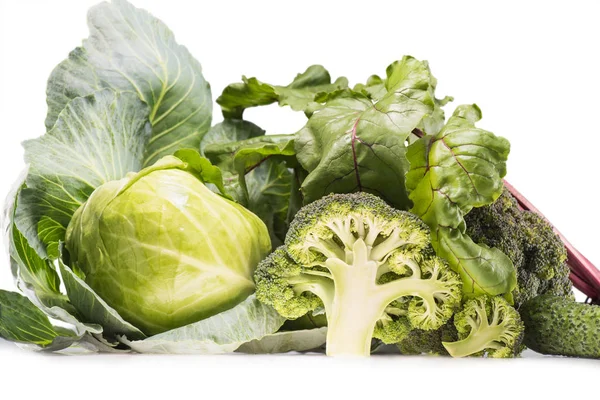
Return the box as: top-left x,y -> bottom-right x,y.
464,187 -> 573,307
286,192 -> 430,265
254,246 -> 324,319
396,320 -> 458,356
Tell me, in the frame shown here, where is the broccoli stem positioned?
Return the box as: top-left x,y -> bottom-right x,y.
325,239 -> 385,356
442,326 -> 505,358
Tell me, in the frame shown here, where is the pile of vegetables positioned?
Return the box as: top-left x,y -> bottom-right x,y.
1,0 -> 598,358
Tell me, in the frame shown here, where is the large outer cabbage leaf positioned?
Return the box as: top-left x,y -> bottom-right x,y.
294,56 -> 440,209
45,0 -> 212,166
119,295 -> 285,354
16,89 -> 151,258
405,104 -> 516,296
0,290 -> 79,350
237,327 -> 327,354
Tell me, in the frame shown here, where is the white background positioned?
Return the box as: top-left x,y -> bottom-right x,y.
1,0 -> 599,398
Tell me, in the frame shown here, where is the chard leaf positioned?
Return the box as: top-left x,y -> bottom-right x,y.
406,104 -> 516,296
246,161 -> 294,247
204,135 -> 297,247
46,0 -> 212,166
58,260 -> 146,340
0,289 -> 78,349
237,327 -> 327,354
200,119 -> 265,155
217,65 -> 348,118
295,56 -> 439,209
17,89 -> 151,257
119,294 -> 285,354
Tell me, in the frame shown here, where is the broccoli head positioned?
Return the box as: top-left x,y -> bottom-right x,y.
442,295 -> 524,358
255,192 -> 462,356
464,187 -> 573,307
396,319 -> 458,356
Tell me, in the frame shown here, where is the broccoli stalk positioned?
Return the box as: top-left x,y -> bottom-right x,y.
442,296 -> 524,358
255,193 -> 462,356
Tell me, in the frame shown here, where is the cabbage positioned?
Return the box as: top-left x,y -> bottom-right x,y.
66,156 -> 271,335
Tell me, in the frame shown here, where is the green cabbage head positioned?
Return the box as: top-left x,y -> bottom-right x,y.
65,156 -> 271,335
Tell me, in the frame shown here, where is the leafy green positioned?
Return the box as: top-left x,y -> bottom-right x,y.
405,104 -> 516,296
58,259 -> 146,341
46,0 -> 212,166
217,65 -> 347,118
204,135 -> 297,246
16,89 -> 151,258
0,290 -> 77,349
294,56 -> 441,209
118,295 -> 285,354
237,327 -> 327,354
65,155 -> 271,335
200,119 -> 265,155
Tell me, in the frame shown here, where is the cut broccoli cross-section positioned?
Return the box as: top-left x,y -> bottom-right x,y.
255,192 -> 462,356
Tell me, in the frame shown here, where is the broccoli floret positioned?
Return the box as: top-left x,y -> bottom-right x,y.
442,296 -> 524,358
255,193 -> 462,356
464,188 -> 573,307
397,319 -> 458,356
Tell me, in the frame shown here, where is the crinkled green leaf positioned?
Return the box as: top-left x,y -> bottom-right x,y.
46,0 -> 212,166
119,294 -> 285,354
10,223 -> 61,301
58,259 -> 146,341
406,104 -> 516,296
44,47 -> 101,130
237,327 -> 327,354
0,289 -> 78,349
217,65 -> 347,118
173,149 -> 232,199
204,135 -> 297,246
16,89 -> 151,258
200,119 -> 265,155
353,74 -> 386,100
295,56 -> 440,208
246,160 -> 294,247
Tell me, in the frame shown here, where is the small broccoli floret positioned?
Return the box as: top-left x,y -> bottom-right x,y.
397,319 -> 458,356
442,296 -> 524,358
464,188 -> 573,307
255,193 -> 463,356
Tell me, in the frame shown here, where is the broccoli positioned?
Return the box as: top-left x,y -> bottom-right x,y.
442,296 -> 524,358
396,319 -> 458,356
254,192 -> 463,356
464,187 -> 573,307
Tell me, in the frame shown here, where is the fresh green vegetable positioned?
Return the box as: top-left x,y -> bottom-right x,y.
520,295 -> 600,359
295,56 -> 445,210
2,0 -> 599,358
0,0 -> 288,354
255,192 -> 462,356
406,105 -> 516,297
217,65 -> 348,118
442,296 -> 524,358
65,155 -> 271,335
464,188 -> 573,307
396,320 -> 457,356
